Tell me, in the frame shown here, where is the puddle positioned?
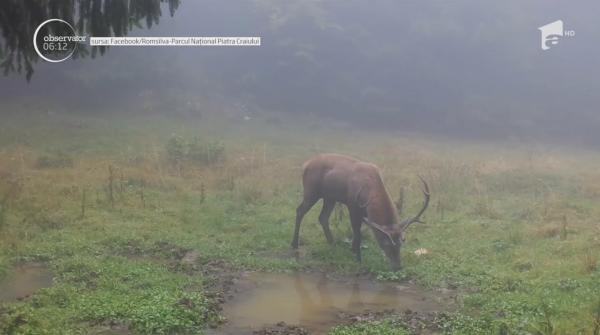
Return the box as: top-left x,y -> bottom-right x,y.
0,263 -> 53,302
210,272 -> 452,334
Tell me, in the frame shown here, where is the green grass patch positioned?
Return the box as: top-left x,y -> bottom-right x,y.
329,319 -> 409,335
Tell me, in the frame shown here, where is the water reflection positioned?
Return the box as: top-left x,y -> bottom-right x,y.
215,272 -> 449,334
0,263 -> 53,302
0,0 -> 180,81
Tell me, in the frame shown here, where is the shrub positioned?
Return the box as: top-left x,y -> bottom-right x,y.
35,152 -> 73,169
165,135 -> 224,166
166,135 -> 187,164
187,137 -> 224,164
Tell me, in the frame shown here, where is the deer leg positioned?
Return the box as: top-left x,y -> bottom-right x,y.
349,209 -> 363,262
292,198 -> 318,249
318,199 -> 336,245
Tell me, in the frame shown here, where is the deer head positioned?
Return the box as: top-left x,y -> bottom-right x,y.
363,176 -> 430,270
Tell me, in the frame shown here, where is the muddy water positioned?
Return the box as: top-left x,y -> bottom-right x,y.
211,272 -> 451,334
0,263 -> 53,302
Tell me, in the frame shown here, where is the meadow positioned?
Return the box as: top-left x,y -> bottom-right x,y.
0,108 -> 599,334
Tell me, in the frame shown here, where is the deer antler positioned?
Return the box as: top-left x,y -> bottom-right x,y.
395,186 -> 404,216
399,175 -> 430,230
363,218 -> 396,246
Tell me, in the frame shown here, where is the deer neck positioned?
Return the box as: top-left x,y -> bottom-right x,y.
365,185 -> 398,227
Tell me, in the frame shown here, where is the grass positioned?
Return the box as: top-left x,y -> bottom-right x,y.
0,109 -> 599,334
1,256 -> 215,334
329,319 -> 409,335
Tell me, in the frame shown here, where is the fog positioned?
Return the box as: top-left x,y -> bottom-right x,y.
2,3 -> 600,332
1,0 -> 599,145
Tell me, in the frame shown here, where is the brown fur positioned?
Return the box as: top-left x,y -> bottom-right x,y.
291,154 -> 429,270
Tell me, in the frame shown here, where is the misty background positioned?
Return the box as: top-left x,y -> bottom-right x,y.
1,0 -> 599,145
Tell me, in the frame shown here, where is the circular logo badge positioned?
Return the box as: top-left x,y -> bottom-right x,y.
33,19 -> 81,63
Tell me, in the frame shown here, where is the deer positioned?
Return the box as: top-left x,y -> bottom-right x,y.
291,154 -> 430,271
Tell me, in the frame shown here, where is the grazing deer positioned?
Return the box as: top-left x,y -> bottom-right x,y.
291,154 -> 430,270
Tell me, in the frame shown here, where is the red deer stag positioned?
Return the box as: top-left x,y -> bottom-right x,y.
291,154 -> 430,270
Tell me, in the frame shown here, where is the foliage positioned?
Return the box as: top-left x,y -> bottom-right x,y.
166,134 -> 224,165
187,137 -> 225,164
34,151 -> 74,169
0,0 -> 181,81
